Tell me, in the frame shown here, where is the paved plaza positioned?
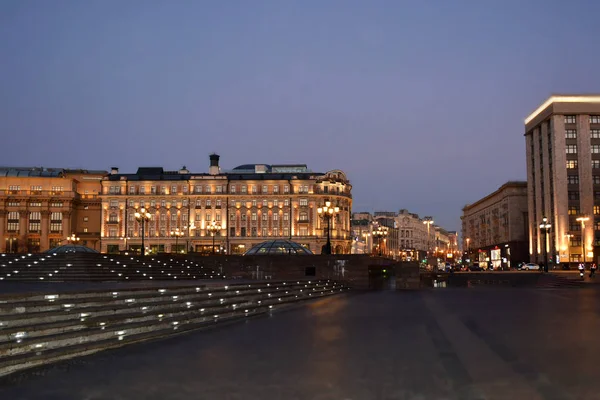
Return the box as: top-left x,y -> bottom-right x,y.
2,287 -> 600,400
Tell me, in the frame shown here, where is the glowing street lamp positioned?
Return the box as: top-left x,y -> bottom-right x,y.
423,217 -> 434,257
67,233 -> 80,245
317,201 -> 339,254
170,228 -> 184,253
207,220 -> 221,255
120,236 -> 129,252
539,217 -> 551,272
565,233 -> 573,266
372,225 -> 388,256
576,216 -> 590,267
134,207 -> 152,256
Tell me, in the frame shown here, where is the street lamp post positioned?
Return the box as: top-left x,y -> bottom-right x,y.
539,217 -> 552,272
207,220 -> 221,255
317,201 -> 339,255
120,236 -> 130,253
423,217 -> 434,261
565,234 -> 573,267
362,232 -> 370,255
67,233 -> 80,246
170,228 -> 184,253
372,226 -> 388,256
576,216 -> 590,268
134,207 -> 152,256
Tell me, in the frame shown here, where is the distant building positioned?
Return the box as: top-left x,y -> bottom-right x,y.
0,167 -> 106,252
100,155 -> 353,255
350,216 -> 374,254
525,95 -> 600,266
373,213 -> 398,257
351,209 -> 451,262
461,181 -> 528,269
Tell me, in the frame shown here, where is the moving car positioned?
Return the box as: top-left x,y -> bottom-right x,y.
520,263 -> 540,270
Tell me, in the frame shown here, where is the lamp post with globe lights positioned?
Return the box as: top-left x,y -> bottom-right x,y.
576,216 -> 590,268
372,226 -> 388,256
539,217 -> 552,272
207,220 -> 221,255
423,217 -> 434,260
67,233 -> 80,246
170,228 -> 184,253
134,207 -> 152,256
317,201 -> 339,255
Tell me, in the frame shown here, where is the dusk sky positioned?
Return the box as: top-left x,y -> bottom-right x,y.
2,0 -> 600,231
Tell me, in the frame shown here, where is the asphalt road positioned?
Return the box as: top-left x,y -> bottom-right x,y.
2,287 -> 600,400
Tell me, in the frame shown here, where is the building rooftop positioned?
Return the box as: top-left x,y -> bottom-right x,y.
0,167 -> 107,178
462,181 -> 527,211
525,94 -> 600,124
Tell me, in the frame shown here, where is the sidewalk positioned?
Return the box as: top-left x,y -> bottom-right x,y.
551,270 -> 600,284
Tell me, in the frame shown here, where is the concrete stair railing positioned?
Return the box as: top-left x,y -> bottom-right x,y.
0,279 -> 349,377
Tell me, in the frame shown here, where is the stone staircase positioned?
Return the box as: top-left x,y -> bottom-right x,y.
0,253 -> 221,282
0,279 -> 348,377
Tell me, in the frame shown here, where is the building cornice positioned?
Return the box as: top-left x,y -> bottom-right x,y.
525,95 -> 600,125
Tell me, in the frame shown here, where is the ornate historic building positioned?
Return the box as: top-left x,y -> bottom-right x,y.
0,168 -> 106,253
351,209 -> 451,262
100,155 -> 353,255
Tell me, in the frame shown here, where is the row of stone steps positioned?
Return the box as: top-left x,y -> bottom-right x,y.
0,279 -> 348,377
0,253 -> 221,282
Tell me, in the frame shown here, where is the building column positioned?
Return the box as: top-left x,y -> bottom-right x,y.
18,210 -> 28,252
62,211 -> 72,238
40,210 -> 50,252
0,210 -> 6,253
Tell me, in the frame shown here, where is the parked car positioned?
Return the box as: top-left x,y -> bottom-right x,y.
520,263 -> 540,270
468,263 -> 482,271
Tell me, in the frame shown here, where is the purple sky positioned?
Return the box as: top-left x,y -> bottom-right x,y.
2,0 -> 600,231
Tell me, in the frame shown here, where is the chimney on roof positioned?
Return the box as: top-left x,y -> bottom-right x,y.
209,154 -> 220,175
111,167 -> 119,175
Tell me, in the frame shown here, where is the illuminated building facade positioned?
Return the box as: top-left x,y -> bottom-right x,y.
525,95 -> 600,265
100,155 -> 353,255
0,168 -> 105,253
461,181 -> 528,268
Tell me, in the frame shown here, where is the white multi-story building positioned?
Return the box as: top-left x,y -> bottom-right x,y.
525,95 -> 600,266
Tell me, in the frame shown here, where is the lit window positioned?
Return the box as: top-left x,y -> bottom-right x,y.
565,130 -> 577,139
565,115 -> 576,124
